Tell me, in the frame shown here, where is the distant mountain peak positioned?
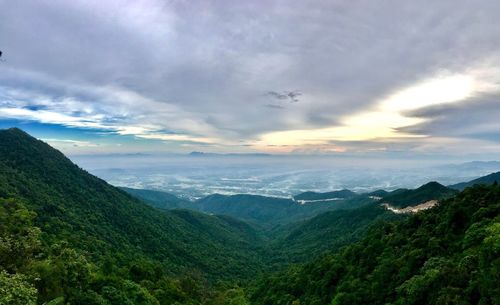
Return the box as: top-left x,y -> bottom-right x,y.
449,171 -> 500,190
381,181 -> 456,208
2,127 -> 31,136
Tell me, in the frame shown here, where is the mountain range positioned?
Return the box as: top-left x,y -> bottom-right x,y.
0,127 -> 498,305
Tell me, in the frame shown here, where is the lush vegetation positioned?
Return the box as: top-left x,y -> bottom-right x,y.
381,182 -> 457,208
128,190 -> 375,228
0,128 -> 269,280
293,189 -> 357,201
120,187 -> 194,211
450,171 -> 500,191
1,128 -> 499,304
249,184 -> 500,305
269,204 -> 404,265
0,128 -> 272,304
0,197 -> 257,305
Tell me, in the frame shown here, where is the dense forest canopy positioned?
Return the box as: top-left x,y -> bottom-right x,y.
0,128 -> 499,305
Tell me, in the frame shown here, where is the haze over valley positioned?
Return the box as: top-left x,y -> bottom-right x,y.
73,153 -> 500,199
1,1 -> 500,304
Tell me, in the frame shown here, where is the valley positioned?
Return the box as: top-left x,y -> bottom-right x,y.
0,128 -> 499,305
3,2 -> 500,304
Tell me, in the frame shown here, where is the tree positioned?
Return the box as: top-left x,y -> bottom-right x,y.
0,271 -> 37,305
0,198 -> 41,273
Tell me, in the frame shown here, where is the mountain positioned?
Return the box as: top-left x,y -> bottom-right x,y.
381,181 -> 457,208
3,128 -> 497,304
188,151 -> 272,157
195,193 -> 373,227
449,171 -> 500,190
269,204 -> 404,265
196,194 -> 303,227
249,184 -> 500,305
124,188 -> 375,227
120,187 -> 195,210
366,189 -> 389,197
293,189 -> 357,201
0,128 -> 266,280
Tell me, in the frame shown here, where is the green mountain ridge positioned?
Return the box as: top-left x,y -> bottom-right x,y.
1,127 -> 498,305
119,187 -> 194,210
0,128 -> 266,280
381,181 -> 457,208
249,184 -> 500,305
124,189 -> 375,228
268,204 -> 405,265
293,189 -> 357,201
449,171 -> 500,190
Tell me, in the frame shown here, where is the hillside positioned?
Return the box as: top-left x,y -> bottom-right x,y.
0,128 -> 266,280
195,194 -> 299,226
293,189 -> 357,201
381,181 -> 457,208
450,171 -> 500,190
269,204 -> 404,265
125,188 -> 375,227
120,187 -> 195,210
367,189 -> 389,198
192,193 -> 373,227
250,184 -> 500,305
3,128 -> 498,304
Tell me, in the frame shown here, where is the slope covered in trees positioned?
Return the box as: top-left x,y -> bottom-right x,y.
269,204 -> 404,264
249,184 -> 500,305
2,128 -> 499,304
450,171 -> 500,190
0,197 -> 260,305
293,189 -> 357,201
0,128 -> 268,280
120,187 -> 194,210
126,189 -> 375,228
381,182 -> 457,208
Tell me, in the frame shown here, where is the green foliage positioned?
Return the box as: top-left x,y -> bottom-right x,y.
0,128 -> 266,280
0,128 -> 268,304
120,187 -> 194,210
0,198 -> 233,305
129,190 -> 374,228
270,204 -> 404,264
249,184 -> 500,305
450,171 -> 500,191
0,198 -> 41,273
0,271 -> 38,305
293,189 -> 356,201
382,181 -> 457,208
208,287 -> 250,305
2,128 -> 499,305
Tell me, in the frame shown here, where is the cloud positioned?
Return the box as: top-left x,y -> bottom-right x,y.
42,138 -> 99,147
1,0 -> 500,155
264,104 -> 285,110
266,91 -> 302,103
256,68 -> 500,149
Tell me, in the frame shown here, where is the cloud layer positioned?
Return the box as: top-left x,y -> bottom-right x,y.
1,0 -> 500,155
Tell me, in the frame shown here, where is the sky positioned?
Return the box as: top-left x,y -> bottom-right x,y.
1,0 -> 500,159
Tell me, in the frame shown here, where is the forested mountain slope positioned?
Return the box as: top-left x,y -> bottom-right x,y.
249,184 -> 500,305
270,204 -> 405,265
3,128 -> 498,305
126,189 -> 375,227
293,189 -> 357,201
120,187 -> 194,210
450,171 -> 500,190
0,128 -> 267,280
381,181 -> 457,208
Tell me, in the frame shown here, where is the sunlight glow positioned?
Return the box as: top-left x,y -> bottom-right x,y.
256,73 -> 480,150
381,75 -> 475,112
